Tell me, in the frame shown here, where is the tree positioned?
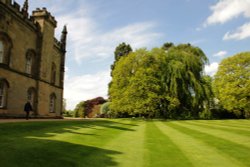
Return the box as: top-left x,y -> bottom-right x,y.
158,44 -> 210,118
109,44 -> 211,118
111,42 -> 132,76
162,42 -> 174,51
114,42 -> 132,62
213,52 -> 250,118
73,101 -> 85,118
100,102 -> 110,117
62,98 -> 67,114
74,97 -> 107,118
109,49 -> 163,117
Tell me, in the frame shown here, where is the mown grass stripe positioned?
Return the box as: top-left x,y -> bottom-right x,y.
155,121 -> 244,167
144,121 -> 193,167
182,121 -> 250,137
190,120 -> 250,131
101,120 -> 145,167
26,120 -> 130,148
207,120 -> 250,128
172,121 -> 250,149
168,121 -> 250,167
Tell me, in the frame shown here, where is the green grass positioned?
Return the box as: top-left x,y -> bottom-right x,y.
0,119 -> 249,167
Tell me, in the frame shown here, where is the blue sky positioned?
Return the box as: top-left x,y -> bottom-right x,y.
16,0 -> 250,109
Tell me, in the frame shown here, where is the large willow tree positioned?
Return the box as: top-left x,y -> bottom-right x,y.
160,44 -> 210,118
109,43 -> 211,118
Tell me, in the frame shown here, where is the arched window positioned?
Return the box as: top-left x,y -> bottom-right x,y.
0,32 -> 12,65
51,63 -> 56,85
49,93 -> 56,113
0,79 -> 9,108
25,50 -> 36,75
0,41 -> 4,63
25,54 -> 32,74
27,87 -> 36,108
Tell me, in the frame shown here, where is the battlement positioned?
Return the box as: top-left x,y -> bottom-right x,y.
0,0 -> 12,6
32,7 -> 57,27
0,0 -> 26,17
0,1 -> 57,29
0,0 -> 63,51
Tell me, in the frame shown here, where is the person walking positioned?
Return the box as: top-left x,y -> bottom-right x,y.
24,101 -> 33,120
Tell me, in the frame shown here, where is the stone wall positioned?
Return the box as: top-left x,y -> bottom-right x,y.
0,0 -> 65,118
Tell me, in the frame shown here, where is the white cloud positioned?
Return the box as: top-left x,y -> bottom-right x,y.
223,22 -> 250,40
53,7 -> 161,63
203,0 -> 250,40
213,50 -> 227,57
204,0 -> 250,26
27,0 -> 162,63
65,20 -> 161,62
64,70 -> 111,110
25,0 -> 162,109
205,62 -> 219,76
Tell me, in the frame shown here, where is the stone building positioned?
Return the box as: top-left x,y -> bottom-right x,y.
0,0 -> 67,117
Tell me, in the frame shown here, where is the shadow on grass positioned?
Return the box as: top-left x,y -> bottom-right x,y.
0,119 -> 137,167
1,138 -> 121,167
0,119 -> 136,136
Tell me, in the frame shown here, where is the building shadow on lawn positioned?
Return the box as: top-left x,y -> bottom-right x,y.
0,119 -> 136,137
1,138 -> 121,167
0,120 -> 130,167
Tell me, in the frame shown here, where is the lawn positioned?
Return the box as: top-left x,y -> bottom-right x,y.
0,119 -> 249,167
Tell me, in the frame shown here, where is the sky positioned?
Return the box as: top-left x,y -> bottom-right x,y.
15,0 -> 250,110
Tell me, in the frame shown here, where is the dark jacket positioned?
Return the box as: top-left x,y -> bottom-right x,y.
24,102 -> 33,112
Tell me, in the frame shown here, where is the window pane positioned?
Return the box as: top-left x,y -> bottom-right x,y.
0,96 -> 3,107
0,82 -> 5,107
26,55 -> 32,74
0,41 -> 4,63
27,91 -> 32,101
0,82 -> 4,95
49,96 -> 55,113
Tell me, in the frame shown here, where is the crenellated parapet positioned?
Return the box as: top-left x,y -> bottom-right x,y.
0,0 -> 38,30
0,0 -> 67,52
0,1 -> 57,31
32,7 -> 57,28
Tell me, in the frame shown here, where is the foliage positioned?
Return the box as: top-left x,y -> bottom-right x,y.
73,101 -> 85,118
62,98 -> 67,114
109,43 -> 211,118
63,110 -> 74,117
159,44 -> 209,118
213,52 -> 250,118
114,42 -> 133,62
110,42 -> 133,76
73,97 -> 106,118
109,49 -> 162,117
162,42 -> 174,51
100,102 -> 110,117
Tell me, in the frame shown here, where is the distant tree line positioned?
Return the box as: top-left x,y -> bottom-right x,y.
107,42 -> 250,119
64,97 -> 106,118
66,43 -> 250,120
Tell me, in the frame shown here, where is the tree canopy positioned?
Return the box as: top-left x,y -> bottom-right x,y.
73,97 -> 106,118
109,43 -> 211,118
111,42 -> 132,76
213,52 -> 250,118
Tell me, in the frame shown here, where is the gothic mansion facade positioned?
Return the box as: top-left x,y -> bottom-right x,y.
0,0 -> 67,117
